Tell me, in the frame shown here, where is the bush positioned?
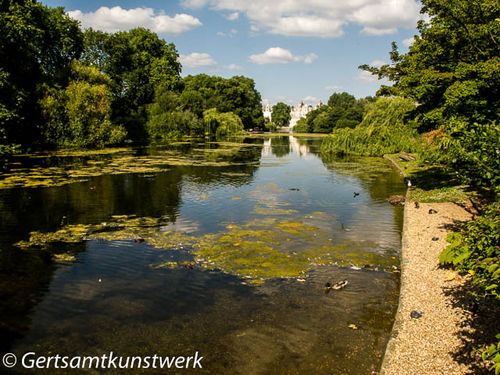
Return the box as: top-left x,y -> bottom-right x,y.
424,119 -> 500,199
440,202 -> 500,374
265,121 -> 277,132
440,203 -> 500,299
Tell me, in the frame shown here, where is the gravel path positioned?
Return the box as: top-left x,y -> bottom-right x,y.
380,200 -> 473,375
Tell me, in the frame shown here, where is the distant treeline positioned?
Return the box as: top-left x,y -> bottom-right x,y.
0,0 -> 264,153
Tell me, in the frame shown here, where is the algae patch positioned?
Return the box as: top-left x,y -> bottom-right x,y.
0,142 -> 260,189
16,213 -> 397,284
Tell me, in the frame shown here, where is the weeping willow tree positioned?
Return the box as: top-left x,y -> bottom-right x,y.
321,97 -> 419,156
203,108 -> 245,139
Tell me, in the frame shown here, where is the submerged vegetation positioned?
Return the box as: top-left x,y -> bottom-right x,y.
16,211 -> 398,285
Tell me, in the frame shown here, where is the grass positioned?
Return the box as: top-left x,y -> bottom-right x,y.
384,153 -> 474,204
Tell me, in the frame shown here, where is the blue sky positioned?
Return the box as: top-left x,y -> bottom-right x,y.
42,0 -> 422,105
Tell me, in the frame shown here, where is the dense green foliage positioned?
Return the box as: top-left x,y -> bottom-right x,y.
203,108 -> 244,139
182,74 -> 263,130
0,0 -> 83,147
440,203 -> 500,299
81,27 -> 182,141
425,119 -> 500,198
145,87 -> 201,142
440,203 -> 500,373
361,0 -> 499,131
321,97 -> 418,156
0,1 -> 264,152
293,92 -> 370,133
360,0 -> 499,198
40,62 -> 126,147
271,102 -> 291,127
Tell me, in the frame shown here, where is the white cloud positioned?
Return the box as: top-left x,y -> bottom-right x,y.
216,28 -> 238,37
226,12 -> 240,21
302,96 -> 320,104
180,52 -> 217,68
181,0 -> 422,38
67,6 -> 201,34
223,64 -> 243,71
325,85 -> 343,92
249,47 -> 317,65
402,37 -> 415,47
180,0 -> 209,9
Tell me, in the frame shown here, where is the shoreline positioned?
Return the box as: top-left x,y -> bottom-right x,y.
380,197 -> 473,374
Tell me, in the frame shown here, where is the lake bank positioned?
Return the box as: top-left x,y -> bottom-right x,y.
380,199 -> 473,374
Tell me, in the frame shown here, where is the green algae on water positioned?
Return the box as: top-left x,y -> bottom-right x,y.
16,212 -> 398,284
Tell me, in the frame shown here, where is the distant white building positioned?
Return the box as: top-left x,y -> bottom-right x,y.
262,103 -> 272,122
262,100 -> 323,129
289,101 -> 323,129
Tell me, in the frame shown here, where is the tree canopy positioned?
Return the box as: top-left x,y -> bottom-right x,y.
0,0 -> 83,146
360,0 -> 499,131
271,102 -> 291,127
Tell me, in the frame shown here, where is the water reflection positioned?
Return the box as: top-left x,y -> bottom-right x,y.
0,137 -> 405,374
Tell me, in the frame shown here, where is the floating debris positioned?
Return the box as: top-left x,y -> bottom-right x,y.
348,324 -> 358,330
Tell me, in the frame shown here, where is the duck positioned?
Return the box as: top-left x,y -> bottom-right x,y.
353,192 -> 360,197
324,280 -> 349,293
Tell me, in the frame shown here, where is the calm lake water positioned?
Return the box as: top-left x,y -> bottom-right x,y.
0,136 -> 405,374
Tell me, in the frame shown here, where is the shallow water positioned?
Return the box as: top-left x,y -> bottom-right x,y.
0,136 -> 404,374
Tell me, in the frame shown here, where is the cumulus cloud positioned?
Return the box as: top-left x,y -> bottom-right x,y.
181,0 -> 421,37
216,28 -> 238,37
180,52 -> 217,68
223,64 -> 243,71
67,6 -> 202,34
226,12 -> 240,21
249,47 -> 317,65
302,96 -> 320,104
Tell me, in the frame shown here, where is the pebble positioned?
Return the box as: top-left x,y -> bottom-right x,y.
410,310 -> 423,319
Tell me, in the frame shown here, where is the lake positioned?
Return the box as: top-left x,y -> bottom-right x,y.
0,136 -> 405,374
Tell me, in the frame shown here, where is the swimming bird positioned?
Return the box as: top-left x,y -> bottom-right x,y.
341,223 -> 352,232
353,192 -> 360,197
324,280 -> 349,293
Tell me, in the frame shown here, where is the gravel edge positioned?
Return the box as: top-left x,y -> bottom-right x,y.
379,198 -> 473,374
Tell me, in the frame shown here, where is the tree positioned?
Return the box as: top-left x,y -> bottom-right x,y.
40,62 -> 126,148
182,74 -> 264,129
81,27 -> 182,142
271,102 -> 291,127
360,0 -> 499,131
146,86 -> 202,142
203,108 -> 244,138
0,0 -> 83,147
